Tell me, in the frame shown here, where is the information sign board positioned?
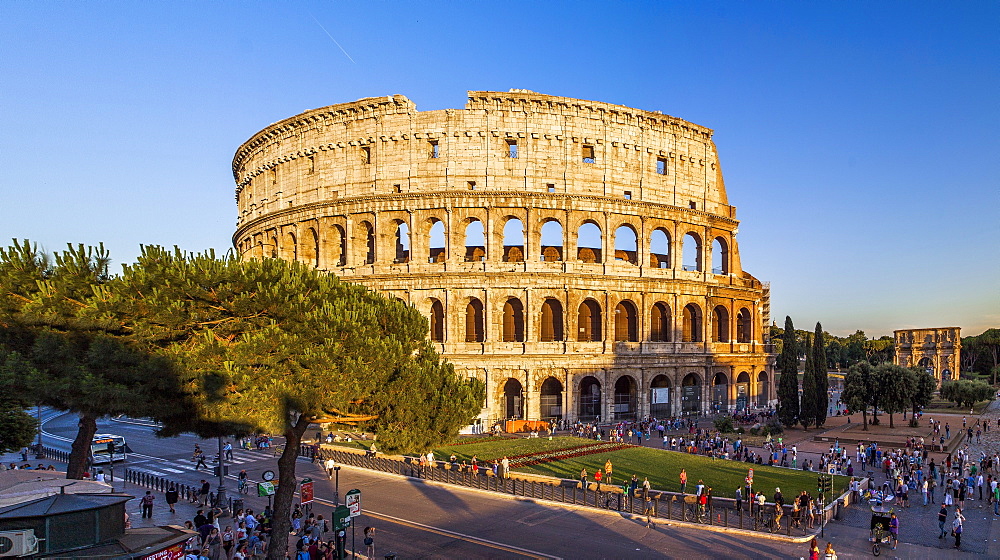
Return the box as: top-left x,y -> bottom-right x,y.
301,477 -> 314,504
257,481 -> 275,497
346,488 -> 361,517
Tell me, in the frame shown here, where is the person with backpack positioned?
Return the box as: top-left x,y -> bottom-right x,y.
140,491 -> 155,518
166,485 -> 179,514
364,526 -> 376,558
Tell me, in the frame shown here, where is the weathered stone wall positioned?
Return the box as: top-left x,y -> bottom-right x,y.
894,327 -> 961,386
232,90 -> 775,425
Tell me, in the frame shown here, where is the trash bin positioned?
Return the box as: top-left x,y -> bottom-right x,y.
835,498 -> 844,520
233,498 -> 245,513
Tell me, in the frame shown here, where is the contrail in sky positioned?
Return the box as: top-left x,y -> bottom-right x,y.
310,13 -> 356,64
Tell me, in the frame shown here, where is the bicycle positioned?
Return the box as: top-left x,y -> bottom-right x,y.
238,478 -> 249,494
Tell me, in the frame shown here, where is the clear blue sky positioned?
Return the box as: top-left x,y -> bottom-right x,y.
2,1 -> 997,338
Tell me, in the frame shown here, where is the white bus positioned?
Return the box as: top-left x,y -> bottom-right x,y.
91,434 -> 127,464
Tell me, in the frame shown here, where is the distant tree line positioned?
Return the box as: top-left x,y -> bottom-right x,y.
961,328 -> 1000,384
770,324 -> 894,370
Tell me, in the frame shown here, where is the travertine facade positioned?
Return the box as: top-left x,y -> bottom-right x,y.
894,327 -> 961,386
232,90 -> 775,426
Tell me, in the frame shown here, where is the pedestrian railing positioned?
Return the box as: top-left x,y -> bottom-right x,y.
304,445 -> 836,538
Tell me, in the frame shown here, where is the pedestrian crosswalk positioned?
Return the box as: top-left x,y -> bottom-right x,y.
126,448 -> 275,478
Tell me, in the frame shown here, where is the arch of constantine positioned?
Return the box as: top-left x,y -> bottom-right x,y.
894,327 -> 961,385
231,90 -> 775,425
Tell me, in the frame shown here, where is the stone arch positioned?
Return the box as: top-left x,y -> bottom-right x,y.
736,371 -> 751,410
613,224 -> 638,264
756,371 -> 769,407
539,376 -> 563,419
540,219 -> 563,261
464,219 -> 486,262
683,303 -> 703,342
465,298 -> 485,342
650,302 -> 671,342
682,231 -> 702,272
649,374 -> 671,417
428,219 -> 446,262
502,297 -> 525,342
502,217 -> 525,262
539,298 -> 564,342
331,224 -> 346,266
503,378 -> 524,419
577,299 -> 602,341
614,300 -> 638,342
613,375 -> 638,420
269,234 -> 278,259
681,373 -> 702,414
355,221 -> 375,264
429,299 -> 445,342
393,221 -> 410,263
712,371 -> 729,412
285,231 -> 298,262
578,376 -> 602,420
649,227 -> 671,268
712,237 -> 729,275
712,305 -> 730,343
301,227 -> 319,268
736,307 -> 752,343
577,221 -> 602,262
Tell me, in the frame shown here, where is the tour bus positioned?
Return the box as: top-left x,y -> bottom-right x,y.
91,434 -> 127,464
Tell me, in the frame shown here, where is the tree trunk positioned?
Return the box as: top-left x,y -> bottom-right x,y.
67,412 -> 98,479
266,415 -> 310,560
861,410 -> 868,431
888,412 -> 894,429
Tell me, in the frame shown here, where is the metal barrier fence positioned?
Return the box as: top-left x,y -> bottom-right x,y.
304,445 -> 840,538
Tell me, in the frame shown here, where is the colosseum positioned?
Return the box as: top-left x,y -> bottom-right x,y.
232,90 -> 775,428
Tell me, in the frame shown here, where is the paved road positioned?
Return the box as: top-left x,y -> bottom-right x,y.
32,411 -> 992,558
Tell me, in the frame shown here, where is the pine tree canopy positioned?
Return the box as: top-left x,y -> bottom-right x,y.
776,316 -> 799,428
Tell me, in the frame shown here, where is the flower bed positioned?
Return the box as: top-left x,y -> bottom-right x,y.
447,435 -> 519,446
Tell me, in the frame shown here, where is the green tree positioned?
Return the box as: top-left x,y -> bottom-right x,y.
873,363 -> 913,429
813,322 -> 828,427
940,379 -> 994,409
95,247 -> 484,558
842,361 -> 875,430
800,333 -> 816,430
977,329 -> 1000,384
907,367 -> 936,427
0,353 -> 37,453
0,240 -> 185,479
776,316 -> 799,428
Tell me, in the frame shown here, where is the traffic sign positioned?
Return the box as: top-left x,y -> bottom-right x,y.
346,488 -> 361,517
301,477 -> 314,504
333,505 -> 351,530
257,481 -> 275,497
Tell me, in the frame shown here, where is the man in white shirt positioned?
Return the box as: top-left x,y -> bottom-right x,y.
325,458 -> 336,479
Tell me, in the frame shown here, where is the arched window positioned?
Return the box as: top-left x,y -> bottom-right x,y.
713,305 -> 730,343
540,220 -> 563,261
736,308 -> 752,343
756,371 -> 769,407
712,372 -> 729,411
502,298 -> 524,342
540,298 -> 564,341
270,236 -> 278,259
577,222 -> 602,262
613,376 -> 637,420
464,220 -> 485,262
503,378 -> 523,419
614,300 -> 638,342
682,232 -> 702,271
287,232 -> 298,262
428,220 -> 446,262
539,377 -> 563,419
650,374 -> 671,416
712,237 -> 729,275
578,376 -> 601,420
683,303 -> 702,342
302,227 -> 319,268
682,373 -> 702,413
394,222 -> 410,263
331,225 -> 346,266
429,299 -> 445,342
465,298 -> 485,342
613,225 -> 638,264
355,222 -> 375,264
649,228 -> 670,268
577,299 -> 602,342
650,302 -> 671,342
503,218 -> 524,262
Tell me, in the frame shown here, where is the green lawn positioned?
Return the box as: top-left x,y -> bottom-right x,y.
433,436 -> 850,499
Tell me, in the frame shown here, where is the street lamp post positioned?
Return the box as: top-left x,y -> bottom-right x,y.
35,405 -> 42,456
334,465 -> 341,505
216,436 -> 229,515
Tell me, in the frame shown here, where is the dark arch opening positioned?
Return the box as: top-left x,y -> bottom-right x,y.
577,299 -> 602,342
578,376 -> 602,421
540,299 -> 564,342
502,298 -> 524,342
613,376 -> 638,420
503,378 -> 524,419
539,377 -> 563,420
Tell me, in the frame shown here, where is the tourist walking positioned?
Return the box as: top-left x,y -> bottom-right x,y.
952,508 -> 964,549
679,469 -> 687,493
140,491 -> 155,519
166,484 -> 178,514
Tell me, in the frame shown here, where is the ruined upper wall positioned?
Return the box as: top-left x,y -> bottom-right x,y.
233,91 -> 732,220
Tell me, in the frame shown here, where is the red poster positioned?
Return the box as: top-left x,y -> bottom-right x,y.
301,480 -> 314,504
143,542 -> 184,560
